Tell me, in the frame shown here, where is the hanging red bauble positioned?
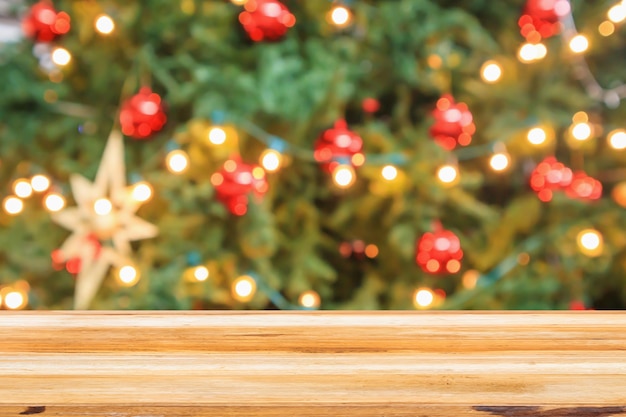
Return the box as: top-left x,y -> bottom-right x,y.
313,120 -> 364,173
518,0 -> 569,41
239,0 -> 296,42
211,159 -> 269,216
565,172 -> 602,201
22,1 -> 71,43
529,156 -> 573,202
429,95 -> 475,151
51,234 -> 102,275
416,228 -> 463,275
119,88 -> 167,139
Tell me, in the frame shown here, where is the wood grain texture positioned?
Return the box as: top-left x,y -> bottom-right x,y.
0,311 -> 625,417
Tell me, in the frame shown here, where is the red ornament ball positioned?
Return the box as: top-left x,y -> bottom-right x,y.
119,88 -> 167,139
565,171 -> 602,201
529,156 -> 573,202
416,229 -> 463,275
22,1 -> 71,43
239,0 -> 296,42
51,234 -> 102,275
429,95 -> 475,151
313,120 -> 364,173
211,159 -> 269,216
362,98 -> 380,114
518,0 -> 569,41
569,300 -> 587,311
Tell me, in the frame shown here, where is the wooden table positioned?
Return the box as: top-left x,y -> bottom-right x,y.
1,311 -> 625,416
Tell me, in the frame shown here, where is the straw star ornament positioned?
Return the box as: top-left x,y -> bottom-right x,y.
51,130 -> 158,309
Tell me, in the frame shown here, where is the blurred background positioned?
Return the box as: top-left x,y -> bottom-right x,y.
1,0 -> 626,310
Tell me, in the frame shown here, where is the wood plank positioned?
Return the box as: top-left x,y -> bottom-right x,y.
0,312 -> 625,416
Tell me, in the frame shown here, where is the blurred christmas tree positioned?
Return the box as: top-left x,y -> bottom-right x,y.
1,0 -> 626,310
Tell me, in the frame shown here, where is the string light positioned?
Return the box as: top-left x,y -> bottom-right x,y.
437,164 -> 458,184
31,174 -> 51,192
381,165 -> 398,181
332,164 -> 356,188
577,229 -> 603,257
518,42 -> 547,62
51,47 -> 72,66
13,179 -> 33,198
572,111 -> 588,123
608,3 -> 626,23
230,0 -> 247,4
480,60 -> 502,83
571,122 -> 592,141
413,288 -> 435,309
489,152 -> 510,172
3,289 -> 27,310
329,5 -> 351,27
599,21 -> 615,36
193,266 -> 209,282
462,270 -> 480,289
608,129 -> 626,149
298,290 -> 321,309
93,198 -> 113,216
232,275 -> 256,302
527,127 -> 547,145
44,193 -> 66,212
260,149 -> 283,172
569,35 -> 589,53
3,196 -> 23,215
208,127 -> 227,145
166,150 -> 189,174
131,182 -> 153,203
95,14 -> 115,35
117,265 -> 140,286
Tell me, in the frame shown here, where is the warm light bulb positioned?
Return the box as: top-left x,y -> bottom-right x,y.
44,193 -> 66,212
299,290 -> 321,309
527,127 -> 547,145
599,20 -> 615,36
572,111 -> 589,123
193,266 -> 209,282
95,14 -> 115,34
31,174 -> 51,192
131,182 -> 153,203
572,122 -> 592,141
260,149 -> 282,172
330,5 -> 351,27
51,47 -> 72,66
13,179 -> 33,198
230,0 -> 247,4
232,275 -> 256,302
332,165 -> 356,188
166,150 -> 189,174
569,35 -> 589,53
490,153 -> 510,171
608,129 -> 626,150
480,61 -> 502,83
93,198 -> 113,215
381,165 -> 398,181
534,43 -> 547,59
4,290 -> 26,310
462,270 -> 480,289
117,265 -> 140,286
437,164 -> 458,184
608,4 -> 626,23
518,42 -> 546,62
3,196 -> 23,215
413,288 -> 435,308
577,229 -> 603,257
208,127 -> 227,145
